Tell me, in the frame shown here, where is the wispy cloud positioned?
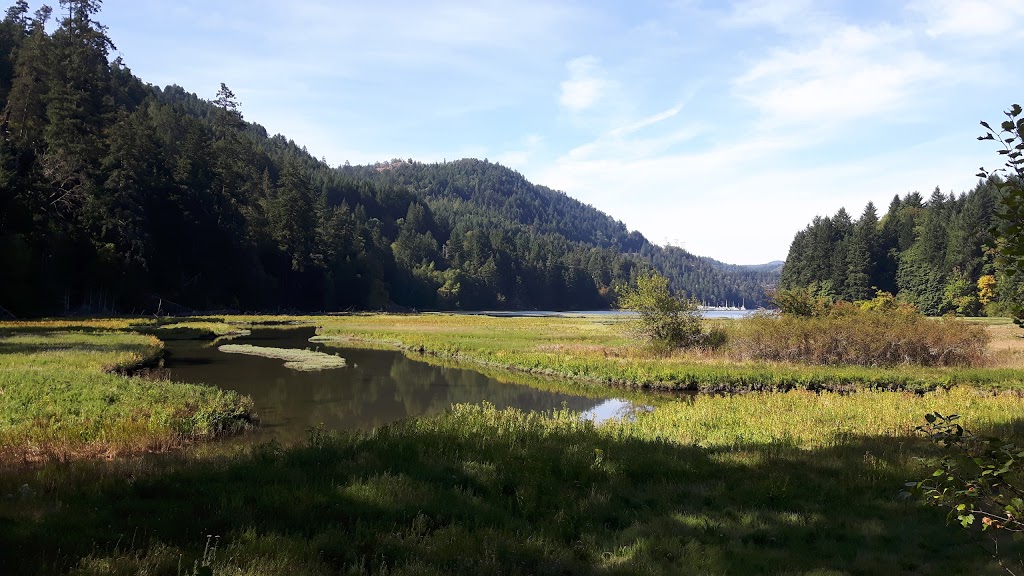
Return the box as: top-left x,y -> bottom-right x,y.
734,24 -> 948,129
97,0 -> 1024,263
723,0 -> 833,33
559,56 -> 609,113
908,0 -> 1024,38
608,103 -> 685,138
495,134 -> 546,170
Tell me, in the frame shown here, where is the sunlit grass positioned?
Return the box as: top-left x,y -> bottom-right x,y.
299,313 -> 1024,392
0,328 -> 255,461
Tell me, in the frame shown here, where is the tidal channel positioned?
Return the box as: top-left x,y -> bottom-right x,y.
162,327 -> 639,443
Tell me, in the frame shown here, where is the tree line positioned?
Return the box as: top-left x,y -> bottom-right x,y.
780,178 -> 1021,316
0,0 -> 776,317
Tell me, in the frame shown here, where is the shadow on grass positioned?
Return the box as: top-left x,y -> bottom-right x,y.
1,406 -> 1020,575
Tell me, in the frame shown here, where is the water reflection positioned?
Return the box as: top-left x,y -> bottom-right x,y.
163,328 -> 626,443
581,398 -> 653,423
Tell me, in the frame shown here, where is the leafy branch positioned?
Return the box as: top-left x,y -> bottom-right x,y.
977,104 -> 1024,327
905,412 -> 1024,574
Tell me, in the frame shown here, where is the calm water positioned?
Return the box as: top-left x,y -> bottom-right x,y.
163,328 -> 630,443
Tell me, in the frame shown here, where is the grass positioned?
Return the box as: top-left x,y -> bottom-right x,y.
4,399 -> 1024,575
0,326 -> 255,461
305,313 -> 1024,393
3,314 -> 1024,573
218,344 -> 347,370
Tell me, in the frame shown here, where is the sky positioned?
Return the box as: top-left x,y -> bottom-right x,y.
87,0 -> 1024,264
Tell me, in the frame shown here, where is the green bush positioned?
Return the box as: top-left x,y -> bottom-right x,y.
617,272 -> 705,353
769,283 -> 835,317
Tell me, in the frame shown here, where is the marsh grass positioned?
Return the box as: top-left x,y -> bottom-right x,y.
0,328 -> 255,462
218,344 -> 346,371
302,313 -> 1023,393
5,399 -> 1024,575
5,315 -> 1024,572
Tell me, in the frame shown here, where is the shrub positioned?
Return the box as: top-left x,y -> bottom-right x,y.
770,283 -> 834,317
728,306 -> 989,367
617,272 -> 705,353
856,290 -> 917,314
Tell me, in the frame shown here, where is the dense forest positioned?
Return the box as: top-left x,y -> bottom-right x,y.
780,178 -> 1023,316
0,1 -> 776,317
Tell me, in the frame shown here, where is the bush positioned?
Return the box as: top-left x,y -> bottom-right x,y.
617,272 -> 705,353
728,306 -> 989,367
770,283 -> 834,317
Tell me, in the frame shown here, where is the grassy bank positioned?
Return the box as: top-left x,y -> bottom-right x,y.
5,398 -> 1024,575
307,313 -> 1024,392
0,325 -> 256,461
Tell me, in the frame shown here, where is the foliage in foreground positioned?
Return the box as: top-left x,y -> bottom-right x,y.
978,104 -> 1024,327
908,412 -> 1024,574
5,399 -> 1024,575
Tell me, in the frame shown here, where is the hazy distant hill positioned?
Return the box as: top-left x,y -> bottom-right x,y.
0,6 -> 776,315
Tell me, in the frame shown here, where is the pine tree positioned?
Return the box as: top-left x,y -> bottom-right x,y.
270,158 -> 315,272
40,0 -> 114,219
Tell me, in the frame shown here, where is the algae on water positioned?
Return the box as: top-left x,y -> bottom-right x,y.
217,344 -> 346,371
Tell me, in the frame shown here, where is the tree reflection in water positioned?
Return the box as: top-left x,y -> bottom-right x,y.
163,328 -> 614,443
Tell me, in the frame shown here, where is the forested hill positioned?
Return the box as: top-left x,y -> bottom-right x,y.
0,1 -> 775,316
780,179 -> 1022,316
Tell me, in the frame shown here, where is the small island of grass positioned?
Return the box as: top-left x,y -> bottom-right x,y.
217,344 -> 347,371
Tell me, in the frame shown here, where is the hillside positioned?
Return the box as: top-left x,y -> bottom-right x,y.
0,3 -> 775,316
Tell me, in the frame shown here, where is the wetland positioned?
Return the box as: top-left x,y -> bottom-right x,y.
3,313 -> 1024,575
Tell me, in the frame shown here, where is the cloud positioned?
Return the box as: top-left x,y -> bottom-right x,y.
495,134 -> 545,170
723,0 -> 832,33
559,56 -> 608,113
734,24 -> 949,128
608,104 -> 684,138
537,130 -> 992,264
908,0 -> 1024,38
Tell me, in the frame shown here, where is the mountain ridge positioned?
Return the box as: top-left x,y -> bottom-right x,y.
0,6 -> 777,315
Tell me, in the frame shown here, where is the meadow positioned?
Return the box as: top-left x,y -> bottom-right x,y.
2,313 -> 1024,574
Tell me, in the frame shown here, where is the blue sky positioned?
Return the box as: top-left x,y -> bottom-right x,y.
93,0 -> 1024,264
